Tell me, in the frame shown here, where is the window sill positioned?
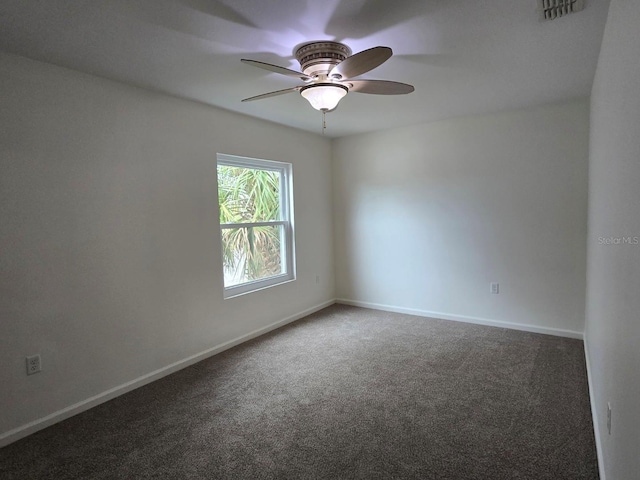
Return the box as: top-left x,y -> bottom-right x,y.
223,275 -> 296,299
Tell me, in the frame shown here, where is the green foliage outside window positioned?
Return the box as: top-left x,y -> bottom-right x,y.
217,165 -> 283,285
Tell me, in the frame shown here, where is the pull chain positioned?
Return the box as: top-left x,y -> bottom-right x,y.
322,110 -> 326,135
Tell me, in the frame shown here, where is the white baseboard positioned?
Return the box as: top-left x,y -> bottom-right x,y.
336,298 -> 584,339
583,334 -> 606,480
0,299 -> 335,448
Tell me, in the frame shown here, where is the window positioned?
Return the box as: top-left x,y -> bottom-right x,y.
216,153 -> 295,298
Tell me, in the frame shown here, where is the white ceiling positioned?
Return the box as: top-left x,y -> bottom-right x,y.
0,0 -> 610,138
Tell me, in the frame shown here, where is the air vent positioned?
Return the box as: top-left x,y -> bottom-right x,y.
540,0 -> 585,20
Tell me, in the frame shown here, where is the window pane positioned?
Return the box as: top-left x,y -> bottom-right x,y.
221,225 -> 284,287
217,165 -> 281,223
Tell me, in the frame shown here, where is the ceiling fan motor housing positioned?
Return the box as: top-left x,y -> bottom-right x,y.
295,42 -> 352,78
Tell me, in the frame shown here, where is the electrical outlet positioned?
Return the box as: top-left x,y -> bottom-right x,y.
607,402 -> 612,434
490,282 -> 500,294
315,275 -> 320,284
26,354 -> 41,375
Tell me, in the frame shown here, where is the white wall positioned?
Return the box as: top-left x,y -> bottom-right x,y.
333,100 -> 589,336
585,0 -> 640,477
0,53 -> 334,443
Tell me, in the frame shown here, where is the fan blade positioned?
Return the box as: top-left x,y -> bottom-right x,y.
330,46 -> 392,80
345,80 -> 414,95
241,59 -> 311,81
241,87 -> 301,102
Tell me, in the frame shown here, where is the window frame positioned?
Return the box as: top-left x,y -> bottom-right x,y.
216,153 -> 295,298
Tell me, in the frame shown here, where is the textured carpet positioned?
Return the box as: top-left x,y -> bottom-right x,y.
0,304 -> 598,479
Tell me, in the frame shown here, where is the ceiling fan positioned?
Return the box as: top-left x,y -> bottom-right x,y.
241,41 -> 414,113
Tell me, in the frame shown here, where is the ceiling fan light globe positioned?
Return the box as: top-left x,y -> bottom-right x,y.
300,84 -> 348,111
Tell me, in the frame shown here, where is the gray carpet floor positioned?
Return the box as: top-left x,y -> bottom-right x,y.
0,304 -> 598,479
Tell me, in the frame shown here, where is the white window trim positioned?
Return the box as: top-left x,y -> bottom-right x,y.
217,153 -> 296,298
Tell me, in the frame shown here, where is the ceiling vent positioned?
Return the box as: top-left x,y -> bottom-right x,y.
540,0 -> 585,20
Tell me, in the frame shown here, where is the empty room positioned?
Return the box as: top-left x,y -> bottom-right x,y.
1,0 -> 638,479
